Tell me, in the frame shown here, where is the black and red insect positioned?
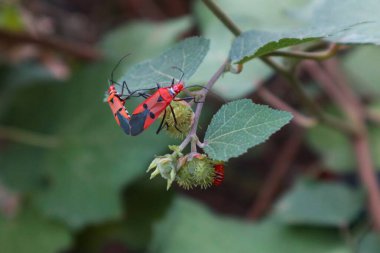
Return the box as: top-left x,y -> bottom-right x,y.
106,56 -> 204,136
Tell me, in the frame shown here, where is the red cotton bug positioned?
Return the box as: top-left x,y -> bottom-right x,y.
107,83 -> 154,135
106,54 -> 153,135
129,79 -> 184,135
213,164 -> 224,186
129,67 -> 203,136
106,56 -> 204,136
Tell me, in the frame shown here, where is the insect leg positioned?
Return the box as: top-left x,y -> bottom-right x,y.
169,103 -> 182,133
156,108 -> 167,134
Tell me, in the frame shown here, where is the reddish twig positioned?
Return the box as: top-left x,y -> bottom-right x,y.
0,28 -> 102,61
308,57 -> 380,231
322,58 -> 364,117
302,60 -> 357,122
246,128 -> 304,219
267,43 -> 340,61
353,132 -> 380,231
179,61 -> 228,151
257,86 -> 317,127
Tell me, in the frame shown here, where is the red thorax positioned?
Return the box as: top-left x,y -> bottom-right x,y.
171,82 -> 184,95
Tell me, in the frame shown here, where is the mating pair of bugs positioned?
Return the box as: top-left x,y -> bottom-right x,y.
106,57 -> 203,136
105,56 -> 224,186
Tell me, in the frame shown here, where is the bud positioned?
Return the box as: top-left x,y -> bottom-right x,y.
147,154 -> 175,180
147,146 -> 184,190
160,101 -> 194,139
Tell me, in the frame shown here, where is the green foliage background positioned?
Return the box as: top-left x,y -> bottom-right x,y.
1,0 -> 380,252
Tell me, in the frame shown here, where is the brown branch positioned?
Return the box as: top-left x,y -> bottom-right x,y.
307,58 -> 380,231
302,60 -> 358,123
246,127 -> 303,219
353,132 -> 380,231
256,86 -> 317,128
257,86 -> 317,127
0,28 -> 102,61
201,0 -> 380,230
267,43 -> 340,61
263,57 -> 355,134
322,58 -> 364,116
201,0 -> 241,36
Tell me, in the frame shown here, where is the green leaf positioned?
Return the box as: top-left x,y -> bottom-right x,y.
101,17 -> 192,61
33,62 -> 172,229
230,27 -> 351,64
204,99 -> 292,161
0,144 -> 46,192
273,180 -> 364,226
120,37 -> 210,90
194,0 -> 306,32
192,0 -> 288,99
3,62 -> 55,88
0,83 -> 64,192
149,196 -> 349,253
342,46 -> 380,96
192,0 -> 337,99
299,0 -> 380,45
358,232 -> 380,253
0,210 -> 71,253
0,19 -> 186,228
75,180 -> 173,252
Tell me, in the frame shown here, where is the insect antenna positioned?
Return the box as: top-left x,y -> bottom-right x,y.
171,66 -> 185,83
109,53 -> 132,85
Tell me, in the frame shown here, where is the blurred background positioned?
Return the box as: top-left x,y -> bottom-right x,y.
1,0 -> 380,252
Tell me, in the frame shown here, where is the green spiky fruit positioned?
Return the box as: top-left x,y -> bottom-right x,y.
192,156 -> 215,189
176,165 -> 195,190
176,154 -> 215,190
160,101 -> 194,139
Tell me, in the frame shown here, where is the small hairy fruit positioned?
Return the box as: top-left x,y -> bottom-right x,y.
176,154 -> 215,189
161,101 -> 194,139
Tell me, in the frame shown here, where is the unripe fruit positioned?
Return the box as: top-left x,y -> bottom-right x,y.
160,101 -> 194,139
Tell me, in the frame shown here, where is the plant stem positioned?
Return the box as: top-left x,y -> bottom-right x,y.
353,132 -> 380,231
201,0 -> 241,36
202,0 -> 354,134
246,128 -> 303,219
202,0 -> 380,231
0,126 -> 60,148
262,57 -> 355,134
267,44 -> 340,60
257,87 -> 317,127
315,58 -> 380,231
303,60 -> 359,126
179,61 -> 228,151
